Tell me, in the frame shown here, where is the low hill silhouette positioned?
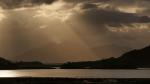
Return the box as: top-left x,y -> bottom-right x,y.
0,57 -> 16,69
1,45 -> 150,69
0,58 -> 54,69
61,45 -> 150,69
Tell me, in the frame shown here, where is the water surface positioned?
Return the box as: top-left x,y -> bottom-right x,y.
0,69 -> 150,78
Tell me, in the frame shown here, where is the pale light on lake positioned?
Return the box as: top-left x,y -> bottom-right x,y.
0,69 -> 150,78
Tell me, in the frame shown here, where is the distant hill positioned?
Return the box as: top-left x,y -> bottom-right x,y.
61,45 -> 150,69
1,45 -> 150,69
0,58 -> 54,69
15,61 -> 55,69
0,57 -> 16,69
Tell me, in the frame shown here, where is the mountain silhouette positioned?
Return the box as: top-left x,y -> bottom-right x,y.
0,45 -> 150,69
61,45 -> 150,69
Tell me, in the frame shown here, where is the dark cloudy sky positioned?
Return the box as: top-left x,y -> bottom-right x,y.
0,0 -> 150,63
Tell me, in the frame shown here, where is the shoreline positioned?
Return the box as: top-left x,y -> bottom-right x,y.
0,77 -> 149,84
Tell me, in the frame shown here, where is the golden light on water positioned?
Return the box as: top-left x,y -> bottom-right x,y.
0,70 -> 18,77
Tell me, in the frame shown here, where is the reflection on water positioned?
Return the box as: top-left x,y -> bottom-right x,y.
0,70 -> 18,77
0,69 -> 150,78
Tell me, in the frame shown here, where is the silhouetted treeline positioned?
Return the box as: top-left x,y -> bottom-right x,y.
61,45 -> 150,69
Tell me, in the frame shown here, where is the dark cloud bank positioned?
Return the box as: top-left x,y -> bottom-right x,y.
0,0 -> 56,9
81,8 -> 150,26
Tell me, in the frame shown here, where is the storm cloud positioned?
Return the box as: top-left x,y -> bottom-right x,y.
0,0 -> 56,9
80,8 -> 150,26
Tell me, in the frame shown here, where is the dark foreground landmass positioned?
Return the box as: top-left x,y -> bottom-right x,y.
0,78 -> 150,84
